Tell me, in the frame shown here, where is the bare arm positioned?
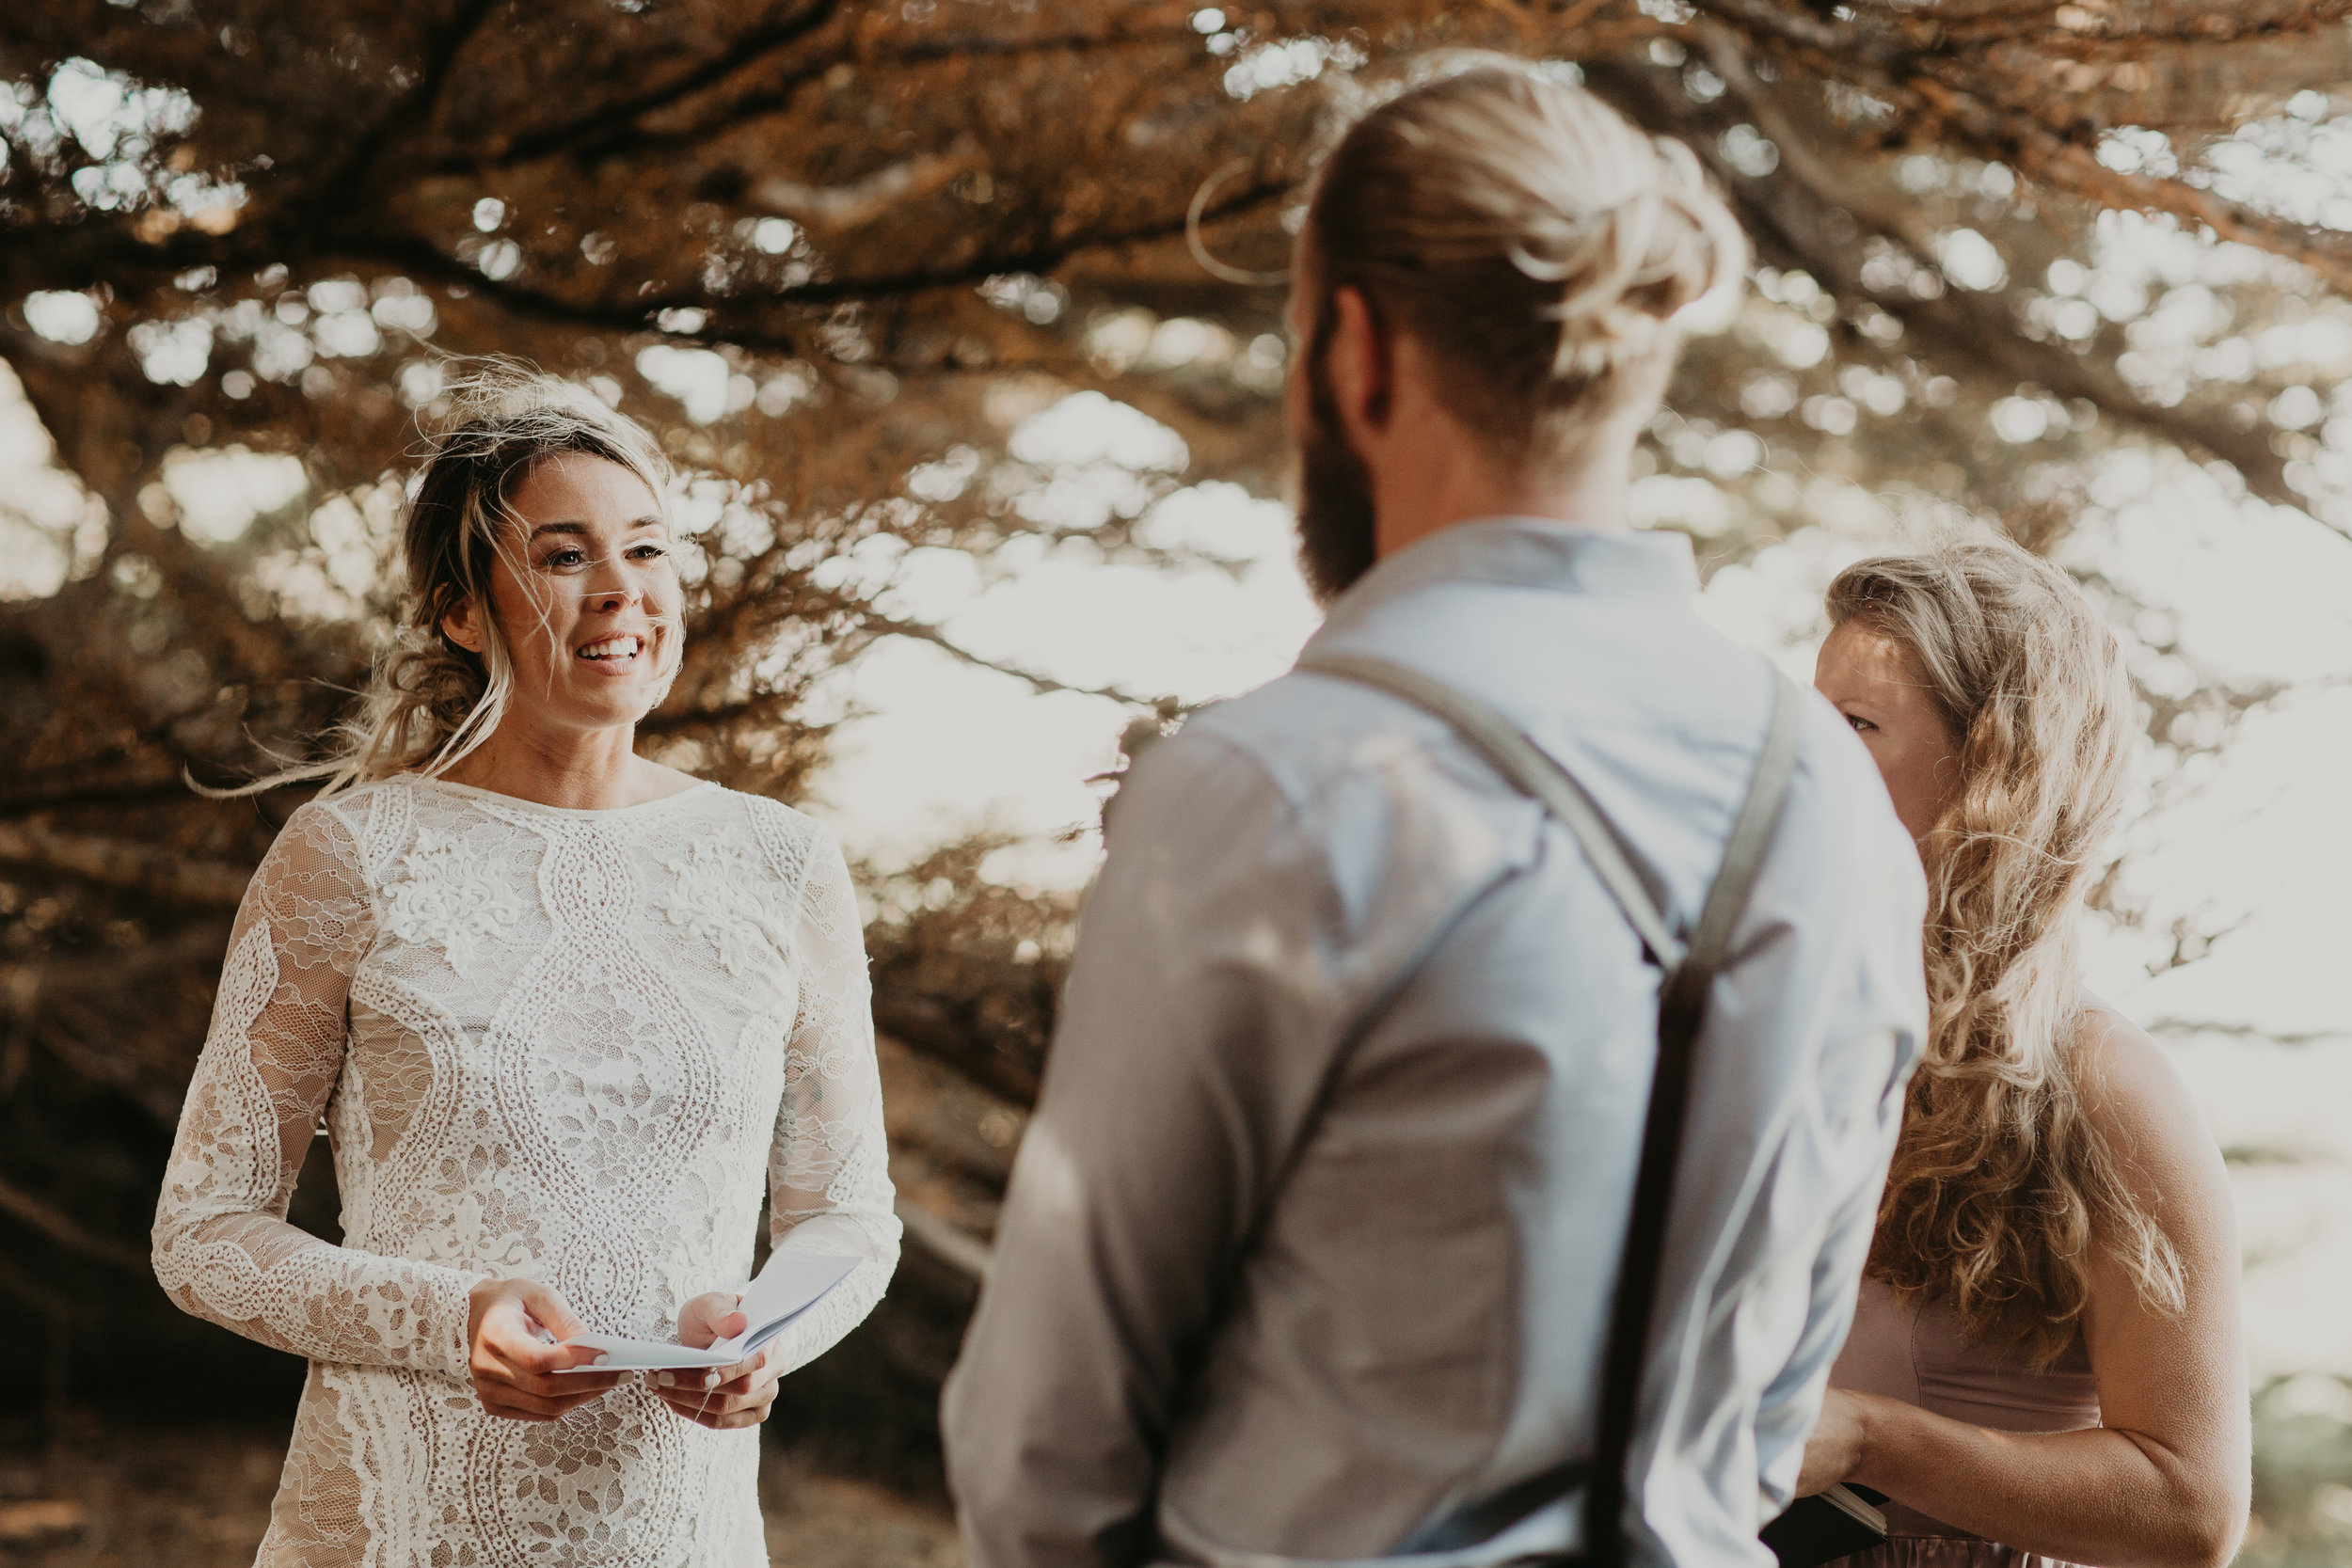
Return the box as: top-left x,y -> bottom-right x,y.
1811,1009 -> 2249,1568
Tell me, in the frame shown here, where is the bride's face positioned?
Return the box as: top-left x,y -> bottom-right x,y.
442,453 -> 682,736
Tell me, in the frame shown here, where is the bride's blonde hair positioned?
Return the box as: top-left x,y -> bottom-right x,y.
215,361 -> 679,799
1828,536 -> 2183,1365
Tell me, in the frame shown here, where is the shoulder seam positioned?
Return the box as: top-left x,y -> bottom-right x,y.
730,790 -> 827,911
1178,699 -> 1476,829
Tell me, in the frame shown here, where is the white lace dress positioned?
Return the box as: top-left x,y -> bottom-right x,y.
151,774 -> 899,1568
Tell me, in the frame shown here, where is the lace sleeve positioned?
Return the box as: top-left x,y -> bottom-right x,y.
151,802 -> 485,1382
748,822 -> 899,1376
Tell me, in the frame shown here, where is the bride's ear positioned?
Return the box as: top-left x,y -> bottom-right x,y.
441,594 -> 487,656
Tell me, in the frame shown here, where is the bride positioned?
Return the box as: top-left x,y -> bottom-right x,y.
151,366 -> 898,1565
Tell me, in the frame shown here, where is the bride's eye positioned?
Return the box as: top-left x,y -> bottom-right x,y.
543,546 -> 587,569
628,543 -> 669,562
1845,713 -> 1875,734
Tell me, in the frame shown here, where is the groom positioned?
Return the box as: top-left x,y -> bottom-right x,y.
942,58 -> 1928,1568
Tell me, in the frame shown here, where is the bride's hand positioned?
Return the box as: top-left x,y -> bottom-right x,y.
656,1290 -> 783,1431
467,1277 -> 623,1421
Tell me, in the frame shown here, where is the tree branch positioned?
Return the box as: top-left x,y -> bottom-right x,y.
1695,0 -> 2352,299
1688,0 -> 1905,64
316,0 -> 505,199
329,174 -> 1296,353
1689,27 -> 2312,516
638,693 -> 814,738
862,612 -> 1162,706
460,0 -> 845,170
3,923 -> 231,1001
0,821 -> 253,909
478,20 -> 1210,171
0,1173 -> 150,1273
0,767 -> 225,820
0,1249 -> 75,1317
1928,0 -> 2352,50
1908,75 -> 2352,297
28,1013 -> 190,1129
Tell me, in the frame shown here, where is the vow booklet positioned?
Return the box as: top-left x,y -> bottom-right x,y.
555,1253 -> 860,1372
1760,1483 -> 1888,1568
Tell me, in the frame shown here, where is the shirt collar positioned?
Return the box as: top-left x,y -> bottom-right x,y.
1311,517 -> 1700,640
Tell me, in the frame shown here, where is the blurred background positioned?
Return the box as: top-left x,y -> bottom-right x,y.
6,1 -> 2352,1562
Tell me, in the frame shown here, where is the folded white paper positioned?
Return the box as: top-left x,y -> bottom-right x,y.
557,1333 -> 740,1371
555,1253 -> 861,1373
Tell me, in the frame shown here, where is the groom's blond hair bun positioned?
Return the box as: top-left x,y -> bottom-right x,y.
1302,55 -> 1747,466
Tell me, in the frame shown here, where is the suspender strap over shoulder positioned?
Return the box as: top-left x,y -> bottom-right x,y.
1296,653 -> 1804,1568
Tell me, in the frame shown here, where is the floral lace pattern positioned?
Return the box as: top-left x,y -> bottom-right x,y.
377,822 -> 527,977
653,836 -> 792,977
152,777 -> 899,1568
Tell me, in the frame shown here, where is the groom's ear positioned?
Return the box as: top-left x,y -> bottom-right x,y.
1326,285 -> 1394,439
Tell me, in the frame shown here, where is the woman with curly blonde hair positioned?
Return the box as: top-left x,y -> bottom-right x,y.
1799,534 -> 2247,1568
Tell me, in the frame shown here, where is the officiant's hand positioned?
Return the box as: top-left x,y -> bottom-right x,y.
655,1291 -> 783,1431
1795,1386 -> 1874,1497
467,1277 -> 624,1421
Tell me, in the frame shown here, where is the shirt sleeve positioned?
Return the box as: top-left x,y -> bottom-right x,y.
151,800 -> 485,1381
747,822 -> 900,1375
1751,813 -> 1928,1515
1751,1143 -> 1898,1515
940,732 -> 1352,1568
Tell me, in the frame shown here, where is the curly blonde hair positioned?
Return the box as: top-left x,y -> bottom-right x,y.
1828,537 -> 2183,1366
214,360 -> 679,799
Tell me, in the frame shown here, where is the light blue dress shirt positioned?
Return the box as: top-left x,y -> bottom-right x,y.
943,518 -> 1929,1568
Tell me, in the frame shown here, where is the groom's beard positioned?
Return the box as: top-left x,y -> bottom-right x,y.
1292,352 -> 1379,606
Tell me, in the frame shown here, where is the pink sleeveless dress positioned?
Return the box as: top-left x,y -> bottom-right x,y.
1826,1277 -> 2101,1567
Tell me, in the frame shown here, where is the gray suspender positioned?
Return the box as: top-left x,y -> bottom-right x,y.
1296,653 -> 1804,1568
